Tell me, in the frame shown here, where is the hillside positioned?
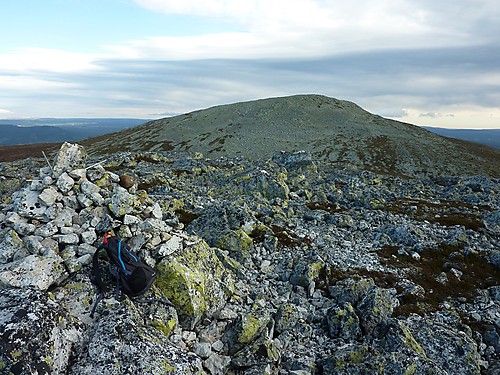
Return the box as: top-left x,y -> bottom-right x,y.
83,95 -> 500,177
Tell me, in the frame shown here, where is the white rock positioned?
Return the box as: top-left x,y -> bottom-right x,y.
30,179 -> 44,191
14,188 -> 48,220
123,214 -> 141,225
52,142 -> 86,177
39,186 -> 60,206
54,208 -> 75,228
81,230 -> 97,244
35,222 -> 59,237
158,235 -> 183,257
117,225 -> 133,239
151,202 -> 163,219
54,233 -> 79,245
60,227 -> 74,235
69,168 -> 87,180
0,254 -> 67,290
56,172 -> 75,193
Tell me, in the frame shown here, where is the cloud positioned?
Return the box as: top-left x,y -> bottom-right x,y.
0,109 -> 12,114
419,112 -> 455,118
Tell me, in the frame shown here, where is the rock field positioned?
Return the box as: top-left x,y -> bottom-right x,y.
0,142 -> 499,374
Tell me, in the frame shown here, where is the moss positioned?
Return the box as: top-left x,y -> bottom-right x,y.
156,260 -> 206,317
401,324 -> 426,356
44,356 -> 54,368
404,362 -> 417,375
152,319 -> 176,337
261,340 -> 280,361
10,351 -> 22,360
238,315 -> 264,344
307,261 -> 325,280
349,346 -> 368,364
336,359 -> 346,370
156,241 -> 234,322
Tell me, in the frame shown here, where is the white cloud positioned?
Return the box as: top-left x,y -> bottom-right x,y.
127,0 -> 481,60
0,48 -> 102,73
0,109 -> 12,114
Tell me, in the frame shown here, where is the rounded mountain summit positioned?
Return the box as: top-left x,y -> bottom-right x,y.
85,94 -> 500,177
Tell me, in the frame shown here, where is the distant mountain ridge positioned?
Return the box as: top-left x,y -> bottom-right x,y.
83,94 -> 500,178
423,127 -> 500,149
0,118 -> 147,146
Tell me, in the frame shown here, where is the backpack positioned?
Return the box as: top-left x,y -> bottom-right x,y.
90,233 -> 157,317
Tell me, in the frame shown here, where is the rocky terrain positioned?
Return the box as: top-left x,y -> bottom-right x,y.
0,139 -> 498,374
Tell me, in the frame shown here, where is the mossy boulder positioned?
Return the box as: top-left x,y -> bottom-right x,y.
155,239 -> 234,329
326,302 -> 362,340
224,309 -> 273,356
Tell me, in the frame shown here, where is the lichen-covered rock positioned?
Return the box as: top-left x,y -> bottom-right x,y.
0,287 -> 82,375
108,185 -> 137,217
156,239 -> 234,329
0,253 -> 67,290
0,229 -> 26,264
223,309 -> 273,356
328,278 -> 376,306
69,301 -> 202,375
274,303 -> 302,334
356,286 -> 398,335
13,187 -> 48,220
326,302 -> 362,340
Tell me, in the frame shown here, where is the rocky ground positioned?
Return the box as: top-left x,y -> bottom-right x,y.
0,143 -> 499,374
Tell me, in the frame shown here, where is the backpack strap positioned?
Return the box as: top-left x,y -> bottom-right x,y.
90,243 -> 107,318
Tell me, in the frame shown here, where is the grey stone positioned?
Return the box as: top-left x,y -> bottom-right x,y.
204,353 -> 231,375
0,229 -> 26,264
193,342 -> 212,359
81,229 -> 97,244
14,222 -> 36,235
356,286 -> 398,334
52,142 -> 86,177
39,186 -> 60,206
54,233 -> 79,245
0,253 -> 67,290
35,221 -> 59,237
14,188 -> 48,219
56,172 -> 75,193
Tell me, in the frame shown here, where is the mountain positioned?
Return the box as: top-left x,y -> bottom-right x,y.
83,94 -> 500,178
424,127 -> 500,149
0,118 -> 147,146
0,124 -> 79,145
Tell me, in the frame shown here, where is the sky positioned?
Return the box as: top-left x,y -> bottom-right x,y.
1,0 -> 499,129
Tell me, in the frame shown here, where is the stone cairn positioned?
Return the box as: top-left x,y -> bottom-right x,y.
0,142 -> 185,291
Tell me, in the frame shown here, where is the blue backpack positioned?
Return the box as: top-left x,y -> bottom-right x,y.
90,234 -> 157,317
